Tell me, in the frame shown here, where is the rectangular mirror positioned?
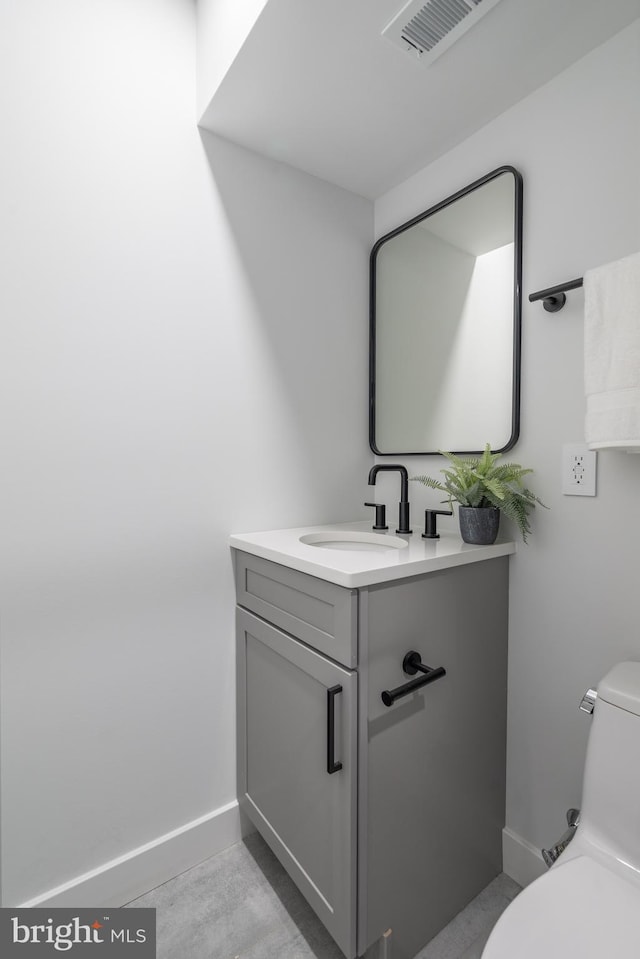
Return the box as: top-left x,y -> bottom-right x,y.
370,166 -> 523,455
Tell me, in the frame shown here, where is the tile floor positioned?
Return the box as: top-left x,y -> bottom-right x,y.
127,832 -> 520,959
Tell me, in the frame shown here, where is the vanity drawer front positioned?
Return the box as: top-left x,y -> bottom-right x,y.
234,552 -> 357,667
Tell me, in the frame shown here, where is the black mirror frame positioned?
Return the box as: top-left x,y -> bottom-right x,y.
369,165 -> 523,456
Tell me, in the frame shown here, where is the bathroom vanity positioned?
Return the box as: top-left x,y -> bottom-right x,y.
230,522 -> 514,959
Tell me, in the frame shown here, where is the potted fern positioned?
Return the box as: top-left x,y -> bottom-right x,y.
411,444 -> 545,544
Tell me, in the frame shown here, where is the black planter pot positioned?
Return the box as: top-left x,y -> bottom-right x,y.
458,506 -> 500,545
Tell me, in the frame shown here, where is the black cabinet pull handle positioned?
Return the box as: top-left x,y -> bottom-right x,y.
381,650 -> 446,707
327,685 -> 343,774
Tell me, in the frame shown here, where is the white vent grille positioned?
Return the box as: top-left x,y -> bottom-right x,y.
382,0 -> 503,65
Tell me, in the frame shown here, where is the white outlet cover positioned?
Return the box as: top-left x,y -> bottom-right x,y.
562,443 -> 597,496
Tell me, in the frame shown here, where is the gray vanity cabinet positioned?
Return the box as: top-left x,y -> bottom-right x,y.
234,549 -> 509,959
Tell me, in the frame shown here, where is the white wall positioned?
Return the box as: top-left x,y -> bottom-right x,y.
375,20 -> 640,884
196,0 -> 268,117
0,0 -> 372,906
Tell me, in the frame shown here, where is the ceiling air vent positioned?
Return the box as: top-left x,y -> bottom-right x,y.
382,0 -> 504,65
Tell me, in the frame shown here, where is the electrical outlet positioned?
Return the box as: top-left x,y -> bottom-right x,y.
562,444 -> 597,496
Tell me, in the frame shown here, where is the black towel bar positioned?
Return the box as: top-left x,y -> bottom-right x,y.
528,277 -> 583,313
381,651 -> 446,707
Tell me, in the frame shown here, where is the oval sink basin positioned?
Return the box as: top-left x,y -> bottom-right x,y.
299,530 -> 408,552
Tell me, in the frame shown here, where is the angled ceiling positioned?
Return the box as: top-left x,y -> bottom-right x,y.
199,0 -> 640,199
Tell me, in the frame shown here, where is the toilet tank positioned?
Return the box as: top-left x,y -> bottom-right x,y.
579,661 -> 640,868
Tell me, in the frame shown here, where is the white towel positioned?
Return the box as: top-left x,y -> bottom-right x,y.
584,251 -> 640,451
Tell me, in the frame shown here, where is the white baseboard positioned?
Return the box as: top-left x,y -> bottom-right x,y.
19,799 -> 254,909
14,812 -> 545,908
502,826 -> 547,888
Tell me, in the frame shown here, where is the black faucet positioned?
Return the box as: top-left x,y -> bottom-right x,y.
367,464 -> 412,534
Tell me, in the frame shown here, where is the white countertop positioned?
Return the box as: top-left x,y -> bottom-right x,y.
229,520 -> 516,588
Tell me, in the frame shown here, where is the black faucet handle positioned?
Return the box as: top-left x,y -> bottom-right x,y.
422,508 -> 453,539
364,502 -> 388,531
397,501 -> 412,535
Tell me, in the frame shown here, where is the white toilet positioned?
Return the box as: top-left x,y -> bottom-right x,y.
482,661 -> 640,958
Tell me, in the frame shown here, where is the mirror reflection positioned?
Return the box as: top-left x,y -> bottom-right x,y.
370,167 -> 522,455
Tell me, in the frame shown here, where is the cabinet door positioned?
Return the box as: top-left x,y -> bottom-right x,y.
237,608 -> 357,958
